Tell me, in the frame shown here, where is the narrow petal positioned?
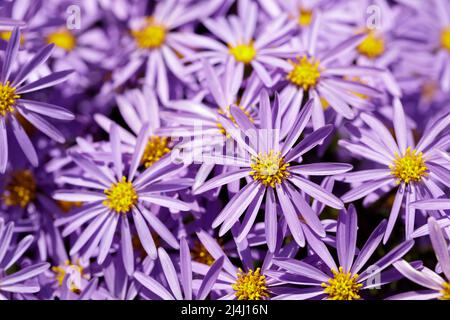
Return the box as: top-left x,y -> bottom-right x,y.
158,247 -> 183,300
428,217 -> 450,280
276,185 -> 305,247
133,272 -> 174,300
17,70 -> 73,94
341,177 -> 393,203
196,256 -> 225,300
121,215 -> 134,275
180,237 -> 192,300
10,116 -> 38,167
1,27 -> 20,83
351,220 -> 387,274
290,175 -> 343,209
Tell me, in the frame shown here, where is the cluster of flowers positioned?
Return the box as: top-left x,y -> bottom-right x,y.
0,0 -> 450,301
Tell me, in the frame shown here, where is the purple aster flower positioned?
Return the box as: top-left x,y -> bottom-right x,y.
0,218 -> 49,299
54,124 -> 192,274
273,14 -> 384,132
187,0 -> 296,87
339,98 -> 450,243
388,217 -> 450,300
111,0 -> 222,102
0,27 -> 74,173
271,205 -> 414,300
337,0 -> 403,97
134,237 -> 224,300
193,92 -> 351,250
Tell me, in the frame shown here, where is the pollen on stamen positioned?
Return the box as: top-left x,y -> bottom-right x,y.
232,268 -> 270,300
103,177 -> 138,214
191,241 -> 215,266
141,136 -> 170,168
228,42 -> 256,64
2,170 -> 36,208
321,266 -> 362,300
250,150 -> 290,188
0,81 -> 20,117
286,56 -> 321,90
132,17 -> 166,49
389,147 -> 428,184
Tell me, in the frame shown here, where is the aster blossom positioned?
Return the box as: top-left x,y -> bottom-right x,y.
339,98 -> 450,242
270,205 -> 414,300
0,0 -> 448,303
0,218 -> 49,299
54,124 -> 192,274
194,92 -> 352,250
0,27 -> 74,173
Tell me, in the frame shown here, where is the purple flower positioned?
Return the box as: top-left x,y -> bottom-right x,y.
274,15 -> 384,132
194,92 -> 351,250
339,98 -> 450,242
187,0 -> 296,87
271,205 -> 414,300
0,218 -> 49,299
54,124 -> 192,274
0,27 -> 74,173
388,217 -> 450,300
111,0 -> 222,102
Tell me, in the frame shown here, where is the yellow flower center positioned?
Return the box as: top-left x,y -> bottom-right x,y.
2,170 -> 36,208
0,81 -> 20,117
298,8 -> 313,27
191,241 -> 215,266
441,27 -> 450,51
440,282 -> 450,300
389,147 -> 428,184
286,56 -> 321,90
52,260 -> 85,293
232,268 -> 269,300
322,267 -> 362,300
47,29 -> 76,52
141,136 -> 170,168
132,17 -> 166,49
229,42 -> 256,64
250,150 -> 290,188
357,31 -> 385,59
103,177 -> 138,213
